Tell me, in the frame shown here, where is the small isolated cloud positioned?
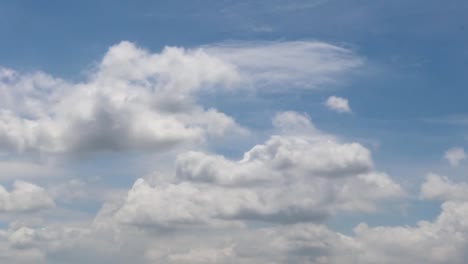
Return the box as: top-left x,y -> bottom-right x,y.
325,96 -> 352,113
444,147 -> 466,166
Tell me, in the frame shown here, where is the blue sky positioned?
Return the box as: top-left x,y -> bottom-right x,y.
0,1 -> 468,263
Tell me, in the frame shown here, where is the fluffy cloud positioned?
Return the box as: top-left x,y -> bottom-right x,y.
444,147 -> 466,166
7,171 -> 468,264
0,42 -> 243,154
0,181 -> 55,212
110,112 -> 402,228
138,175 -> 468,264
420,173 -> 468,201
324,173 -> 468,264
0,40 -> 362,155
325,96 -> 352,113
347,201 -> 468,264
5,203 -> 468,264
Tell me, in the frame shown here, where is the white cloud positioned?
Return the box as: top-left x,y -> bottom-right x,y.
444,147 -> 466,166
272,111 -> 319,136
420,173 -> 468,201
109,112 -> 402,228
0,40 -> 362,155
325,95 -> 352,113
0,181 -> 55,213
347,200 -> 468,264
8,171 -> 468,264
0,42 -> 244,154
137,180 -> 468,264
203,41 -> 364,90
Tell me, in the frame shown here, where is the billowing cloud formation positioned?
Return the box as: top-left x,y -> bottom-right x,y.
110,112 -> 402,228
0,40 -> 362,154
0,43 -> 242,154
325,95 -> 352,113
7,195 -> 468,264
0,181 -> 55,212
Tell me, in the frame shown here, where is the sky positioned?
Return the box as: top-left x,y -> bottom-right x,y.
0,0 -> 467,263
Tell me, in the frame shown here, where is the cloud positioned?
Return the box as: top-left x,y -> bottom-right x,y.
109,112 -> 402,228
8,227 -> 38,250
0,42 -> 245,154
272,111 -> 319,135
444,147 -> 466,166
325,95 -> 352,113
0,181 -> 55,213
9,172 -> 468,264
348,200 -> 468,264
420,173 -> 468,201
0,160 -> 61,181
139,178 -> 468,264
0,40 -> 363,155
203,41 -> 363,90
5,203 -> 468,264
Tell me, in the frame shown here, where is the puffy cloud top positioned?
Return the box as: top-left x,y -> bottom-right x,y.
111,112 -> 402,228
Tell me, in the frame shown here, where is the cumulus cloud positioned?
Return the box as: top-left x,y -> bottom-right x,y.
323,174 -> 468,264
0,181 -> 55,212
0,40 -> 363,155
5,209 -> 468,264
325,95 -> 352,113
109,112 -> 402,228
0,42 -> 244,154
420,173 -> 468,201
348,200 -> 468,264
138,176 -> 468,264
8,171 -> 468,264
444,147 -> 466,166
